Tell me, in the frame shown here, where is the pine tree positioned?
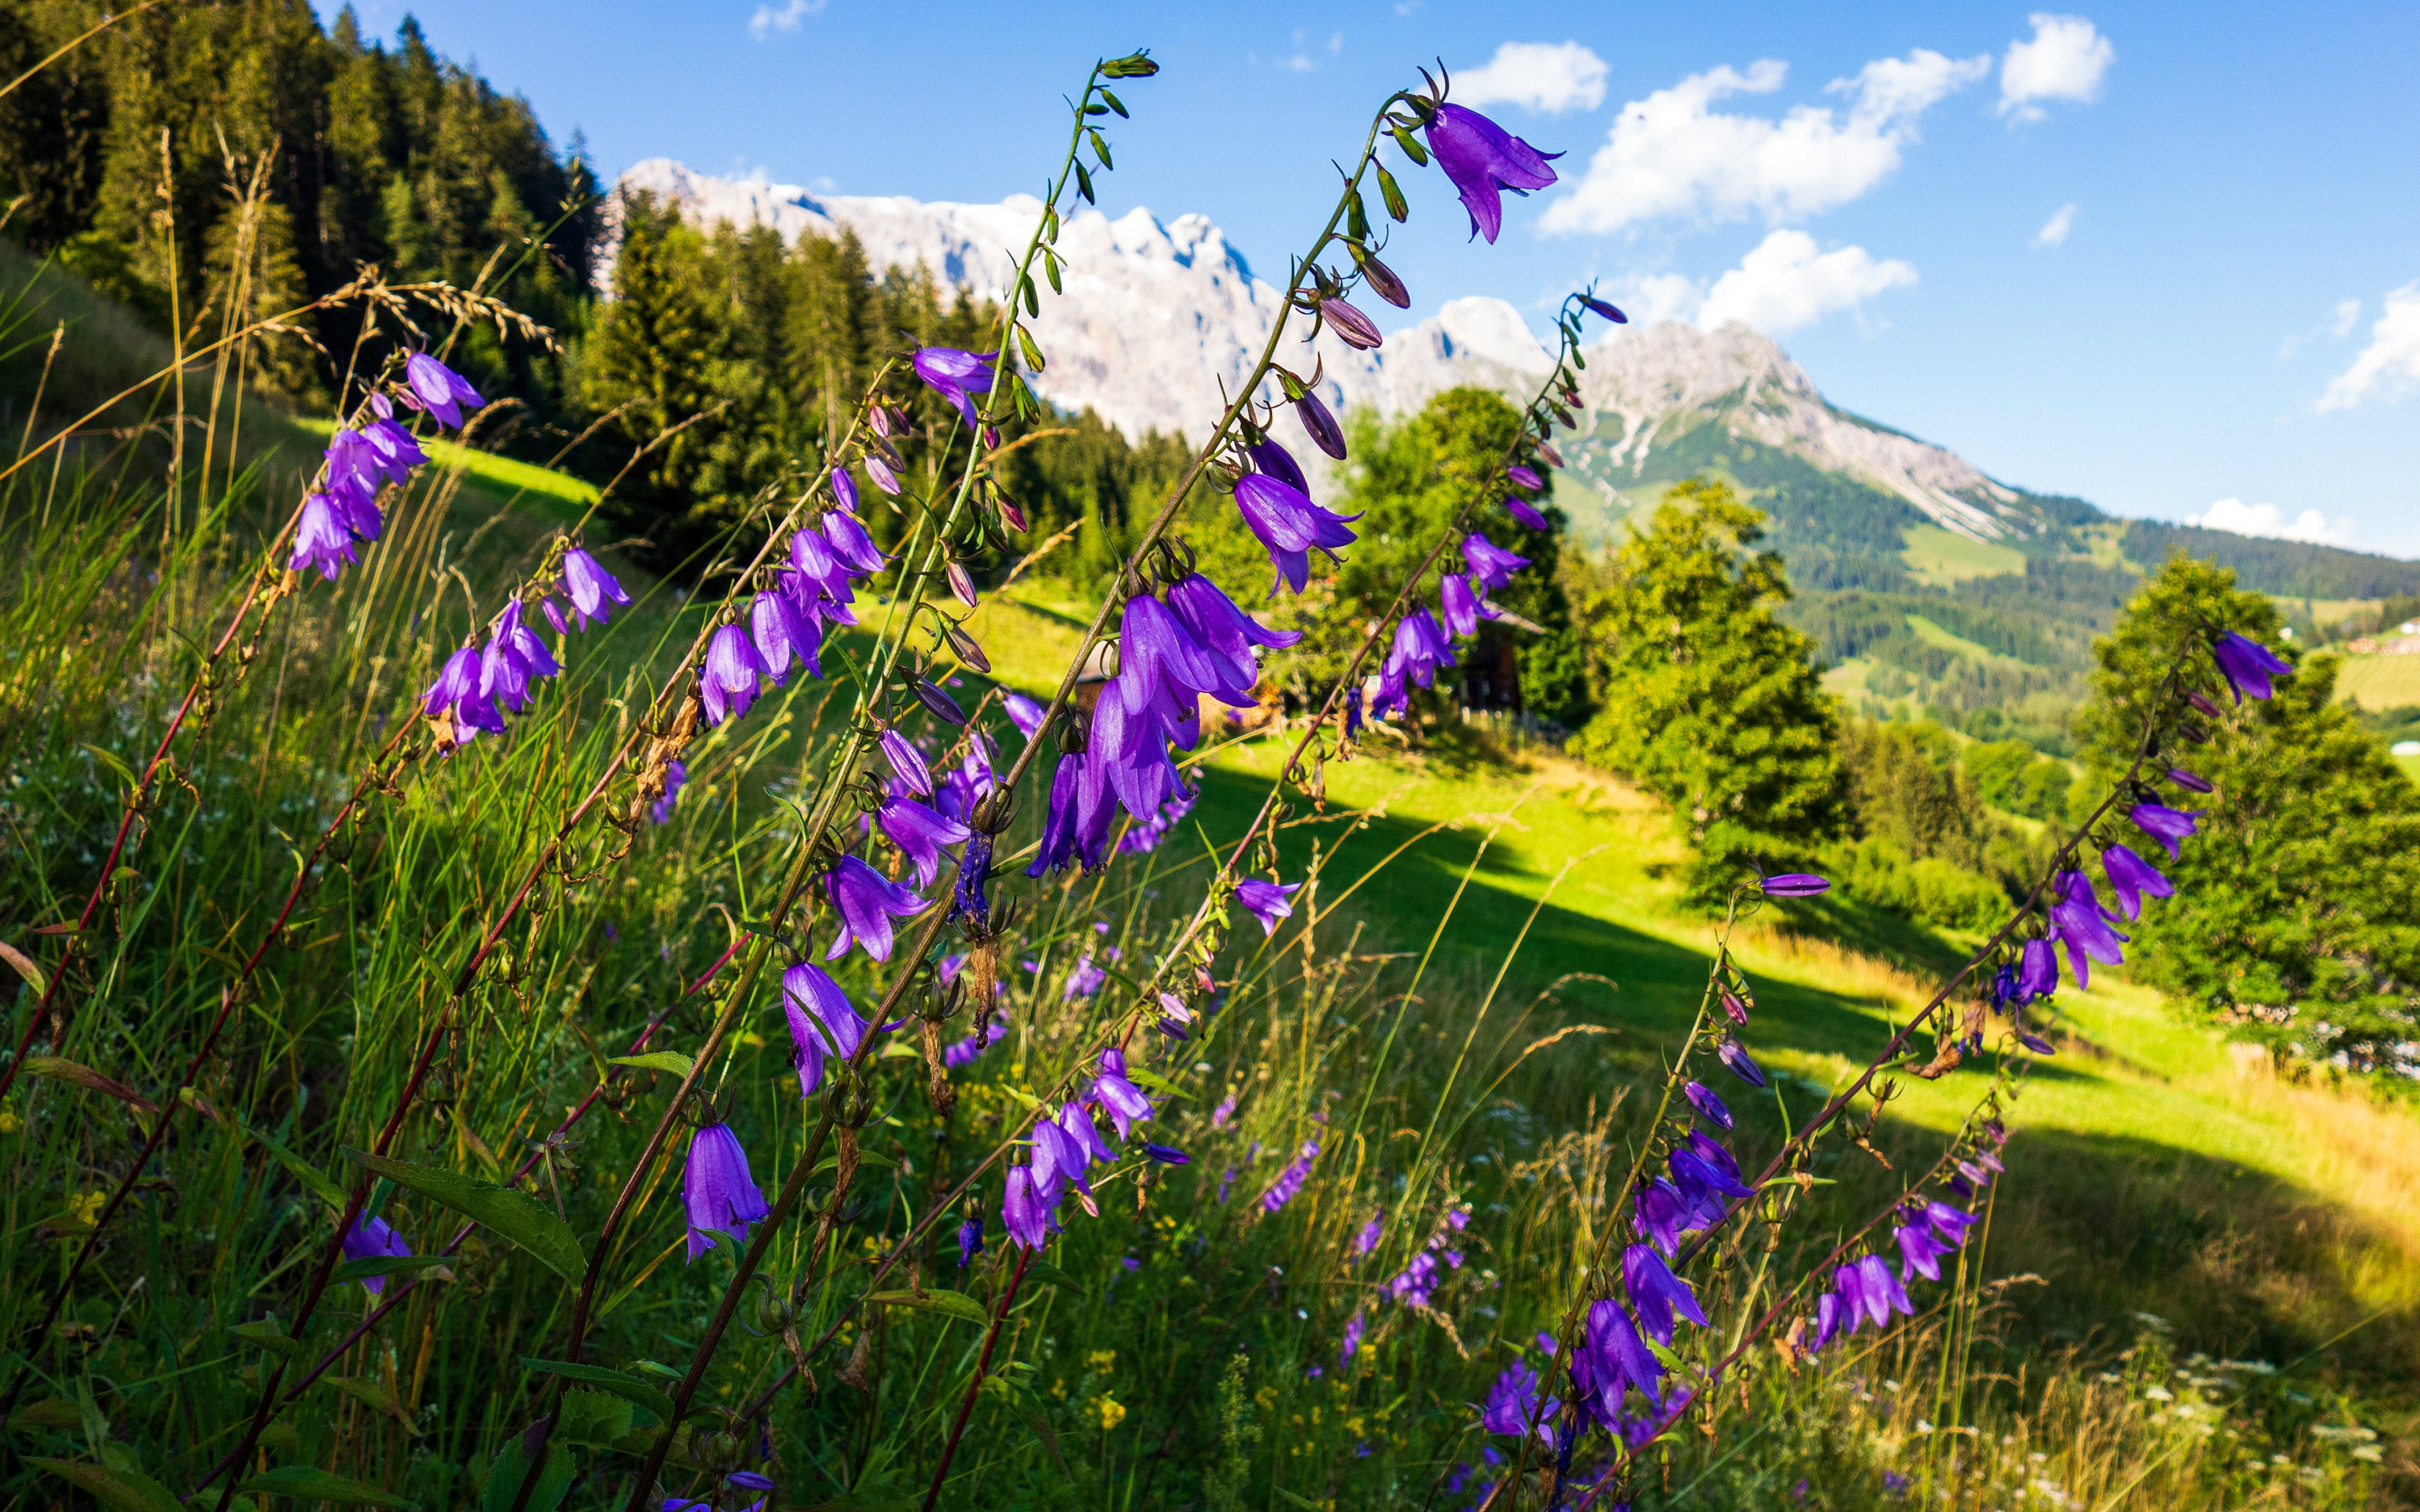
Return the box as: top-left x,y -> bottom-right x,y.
1574,477 -> 1848,900
2077,554 -> 2420,1076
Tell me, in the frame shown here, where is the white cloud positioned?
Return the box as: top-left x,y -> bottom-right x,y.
1694,228 -> 1918,333
2187,499 -> 2352,547
2033,202 -> 2077,247
746,0 -> 822,38
1454,41 -> 1611,114
2333,298 -> 2362,337
1999,14 -> 2114,121
1541,49 -> 1988,237
2317,282 -> 2420,411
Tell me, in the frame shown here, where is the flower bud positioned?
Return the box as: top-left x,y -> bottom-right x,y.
914,677 -> 967,726
946,559 -> 980,609
1350,245 -> 1409,309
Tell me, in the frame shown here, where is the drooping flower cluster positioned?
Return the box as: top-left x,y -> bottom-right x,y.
1000,1049 -> 1156,1250
699,505 -> 886,731
1992,632 -> 2286,1026
1028,572 -> 1298,877
1807,1127 -> 1999,1353
419,545 -> 626,746
290,354 -> 480,581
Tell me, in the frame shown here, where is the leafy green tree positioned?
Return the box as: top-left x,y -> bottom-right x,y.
2078,554 -> 2420,1077
1573,477 -> 1847,900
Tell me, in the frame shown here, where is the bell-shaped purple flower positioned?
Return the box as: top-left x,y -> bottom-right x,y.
1249,438 -> 1309,492
2047,870 -> 2128,988
1382,608 -> 1458,691
1060,1103 -> 1118,1166
1089,1047 -> 1155,1141
783,958 -> 869,1083
822,854 -> 929,963
823,510 -> 886,576
289,492 -> 360,580
682,1121 -> 771,1260
751,589 -> 820,685
1439,574 -> 1501,641
831,466 -> 859,514
876,728 -> 931,796
1002,1166 -> 1049,1249
702,623 -> 769,726
402,352 -> 484,430
957,1214 -> 984,1268
1297,391 -> 1347,460
360,412 -> 428,483
2101,843 -> 2174,920
1503,496 -> 1551,532
1167,572 -> 1300,698
1481,1360 -> 1546,1438
2016,937 -> 2059,1001
1623,1242 -> 1708,1345
1003,692 -> 1047,739
2128,802 -> 2202,861
341,1214 -> 412,1295
1633,1178 -> 1690,1256
1425,102 -> 1561,244
1507,465 -> 1544,493
1581,295 -> 1627,323
1584,1299 -> 1663,1415
2166,766 -> 2213,794
2211,631 -> 2291,702
1233,471 -> 1360,595
913,346 -> 998,428
1234,878 -> 1302,938
1761,873 -> 1831,897
561,548 -> 629,627
1462,532 -> 1529,593
1856,1252 -> 1912,1327
1118,593 -> 1233,713
878,794 -> 971,889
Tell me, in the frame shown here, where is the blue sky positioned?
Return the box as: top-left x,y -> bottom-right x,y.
329,1 -> 2420,557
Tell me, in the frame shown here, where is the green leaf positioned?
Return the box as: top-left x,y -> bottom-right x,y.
230,1321 -> 308,1361
553,1389 -> 634,1446
30,1459 -> 182,1512
866,1289 -> 991,1326
334,1253 -> 454,1284
11,1399 -> 84,1431
1124,1067 -> 1186,1098
23,1057 -> 155,1114
248,1126 -> 350,1210
1018,1260 -> 1088,1296
1003,1086 -> 1042,1110
518,1359 -> 675,1420
0,938 -> 47,996
1275,1490 -> 1326,1511
80,743 -> 141,793
811,1148 -> 897,1177
237,1466 -> 418,1509
480,1435 -> 571,1512
340,1149 -> 585,1285
321,1377 -> 417,1432
605,1052 -> 693,1077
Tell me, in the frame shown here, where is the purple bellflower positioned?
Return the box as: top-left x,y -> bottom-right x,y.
1167,571 -> 1300,698
1761,873 -> 1832,897
682,1121 -> 771,1260
1234,878 -> 1302,937
913,346 -> 998,428
1580,295 -> 1627,323
1002,1167 -> 1048,1249
2128,802 -> 2203,860
2212,631 -> 2291,701
1634,1179 -> 1690,1256
2017,937 -> 2060,1002
341,1214 -> 412,1295
830,466 -> 859,514
1003,691 -> 1047,739
1439,574 -> 1500,640
2047,869 -> 2129,988
751,589 -> 821,685
289,492 -> 361,580
1623,1242 -> 1709,1345
1260,1141 -> 1319,1213
1425,102 -> 1561,244
1506,464 -> 1544,493
782,960 -> 869,1097
1381,608 -> 1457,695
701,624 -> 769,726
1089,1047 -> 1155,1140
1481,1360 -> 1546,1439
1233,470 -> 1361,594
957,1215 -> 984,1268
822,510 -> 885,575
877,794 -> 971,889
1297,391 -> 1347,459
1583,1298 -> 1665,1414
402,352 -> 484,430
2101,843 -> 2175,920
823,855 -> 929,963
2166,766 -> 2213,794
1503,496 -> 1551,532
1462,532 -> 1530,593
561,549 -> 629,627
